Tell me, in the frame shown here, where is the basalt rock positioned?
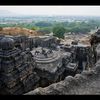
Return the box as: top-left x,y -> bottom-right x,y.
31,47 -> 71,87
0,37 -> 39,95
25,30 -> 100,95
0,33 -> 97,95
25,61 -> 100,95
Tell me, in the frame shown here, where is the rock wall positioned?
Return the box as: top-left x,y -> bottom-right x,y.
0,33 -> 97,95
0,37 -> 39,95
0,35 -> 68,95
25,59 -> 100,95
25,30 -> 100,95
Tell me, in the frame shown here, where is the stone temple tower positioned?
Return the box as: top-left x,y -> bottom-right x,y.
0,37 -> 39,95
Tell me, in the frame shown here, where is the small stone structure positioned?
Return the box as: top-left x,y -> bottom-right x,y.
60,43 -> 93,71
31,47 -> 71,87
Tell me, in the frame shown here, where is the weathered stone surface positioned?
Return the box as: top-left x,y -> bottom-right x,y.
71,40 -> 78,45
25,30 -> 100,95
0,37 -> 15,50
0,33 -> 99,95
90,29 -> 100,46
0,36 -> 39,95
31,47 -> 67,87
25,61 -> 100,95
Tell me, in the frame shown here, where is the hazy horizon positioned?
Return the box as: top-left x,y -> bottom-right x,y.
0,6 -> 100,16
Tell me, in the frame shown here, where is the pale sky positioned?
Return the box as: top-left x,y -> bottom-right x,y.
0,6 -> 100,16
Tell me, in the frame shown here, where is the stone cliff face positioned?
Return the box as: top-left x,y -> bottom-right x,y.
0,33 -> 97,95
25,63 -> 100,95
0,35 -> 65,95
24,29 -> 100,95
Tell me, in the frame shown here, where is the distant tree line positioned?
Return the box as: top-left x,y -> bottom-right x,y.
1,19 -> 100,38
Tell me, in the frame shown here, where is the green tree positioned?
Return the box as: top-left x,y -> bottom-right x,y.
31,27 -> 39,30
35,21 -> 52,27
0,27 -> 3,31
53,26 -> 66,39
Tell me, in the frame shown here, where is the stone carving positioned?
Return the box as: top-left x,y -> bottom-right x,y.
0,33 -> 96,95
25,59 -> 100,95
31,47 -> 67,87
25,29 -> 100,95
0,37 -> 39,95
0,37 -> 15,50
